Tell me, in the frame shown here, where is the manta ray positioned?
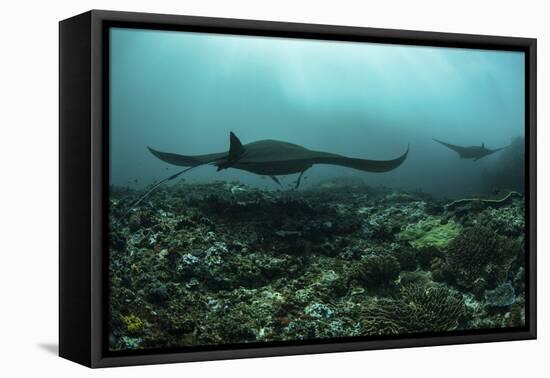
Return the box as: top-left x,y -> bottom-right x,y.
432,138 -> 507,161
149,132 -> 409,187
126,132 -> 409,211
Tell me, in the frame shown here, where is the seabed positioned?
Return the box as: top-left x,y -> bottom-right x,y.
108,179 -> 525,351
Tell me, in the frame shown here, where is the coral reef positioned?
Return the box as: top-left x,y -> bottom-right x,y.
443,226 -> 522,289
361,284 -> 468,335
349,254 -> 401,288
400,284 -> 468,332
484,282 -> 516,307
108,180 -> 526,351
479,199 -> 525,238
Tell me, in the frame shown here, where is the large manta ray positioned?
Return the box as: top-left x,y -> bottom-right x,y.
149,132 -> 409,187
432,138 -> 507,161
125,132 -> 409,211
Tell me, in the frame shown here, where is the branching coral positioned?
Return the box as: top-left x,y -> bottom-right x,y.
361,284 -> 468,335
444,226 -> 521,289
361,298 -> 416,335
399,216 -> 461,250
350,254 -> 400,287
400,284 -> 467,332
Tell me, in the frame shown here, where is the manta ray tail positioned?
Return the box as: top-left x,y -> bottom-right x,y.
269,176 -> 281,186
124,165 -> 196,215
127,146 -> 228,214
133,133 -> 246,213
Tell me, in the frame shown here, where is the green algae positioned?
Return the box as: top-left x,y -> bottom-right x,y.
399,216 -> 461,250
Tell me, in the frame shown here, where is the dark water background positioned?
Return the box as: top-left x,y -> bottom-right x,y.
109,28 -> 525,198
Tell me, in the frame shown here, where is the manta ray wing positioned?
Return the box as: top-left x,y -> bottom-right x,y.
432,138 -> 467,155
149,133 -> 409,176
307,145 -> 410,173
147,146 -> 227,167
489,146 -> 508,154
229,140 -> 409,175
433,138 -> 508,161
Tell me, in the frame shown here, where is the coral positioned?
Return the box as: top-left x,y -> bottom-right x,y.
399,216 -> 461,250
305,303 -> 334,320
109,227 -> 127,251
484,282 -> 516,307
108,182 -> 525,350
429,257 -> 446,282
503,303 -> 525,327
400,284 -> 468,332
128,212 -> 141,232
121,314 -> 144,335
444,226 -> 521,289
393,244 -> 418,271
350,254 -> 401,287
361,284 -> 468,335
361,298 -> 415,335
119,336 -> 142,349
479,201 -> 525,237
512,267 -> 525,293
471,278 -> 488,298
382,191 -> 417,203
146,282 -> 171,304
313,269 -> 348,298
415,245 -> 443,269
360,200 -> 428,241
398,270 -> 431,286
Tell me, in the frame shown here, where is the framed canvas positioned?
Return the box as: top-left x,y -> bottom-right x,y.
59,10 -> 536,368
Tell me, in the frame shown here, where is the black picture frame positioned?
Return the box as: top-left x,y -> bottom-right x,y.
59,9 -> 537,368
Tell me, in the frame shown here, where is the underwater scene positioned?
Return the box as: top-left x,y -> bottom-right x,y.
107,27 -> 527,352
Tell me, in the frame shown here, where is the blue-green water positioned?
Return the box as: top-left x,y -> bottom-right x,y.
109,27 -> 525,198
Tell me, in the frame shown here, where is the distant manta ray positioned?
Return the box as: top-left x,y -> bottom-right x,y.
126,132 -> 409,211
432,138 -> 507,161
